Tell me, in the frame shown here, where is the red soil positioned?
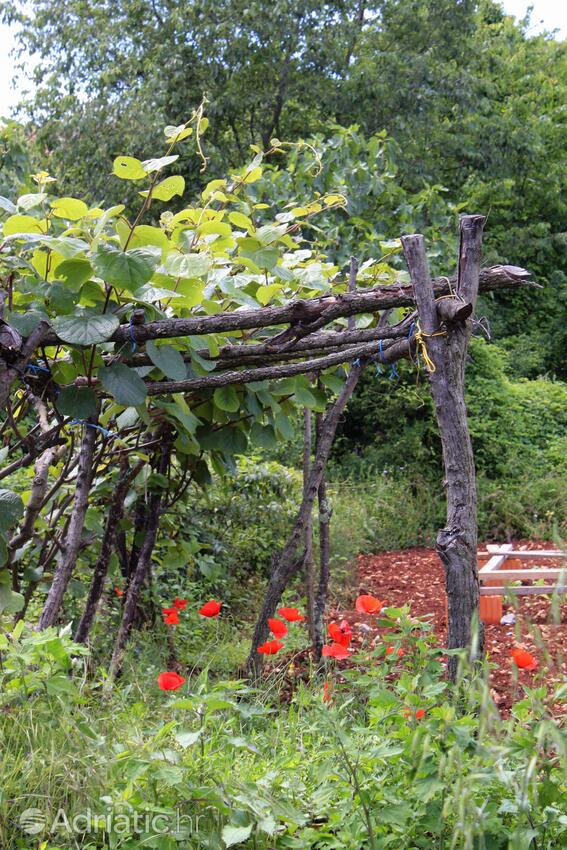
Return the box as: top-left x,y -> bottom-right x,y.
350,541 -> 566,716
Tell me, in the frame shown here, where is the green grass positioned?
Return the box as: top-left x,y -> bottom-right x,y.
1,610 -> 566,850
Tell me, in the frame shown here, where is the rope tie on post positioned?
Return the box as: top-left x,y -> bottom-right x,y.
410,322 -> 446,374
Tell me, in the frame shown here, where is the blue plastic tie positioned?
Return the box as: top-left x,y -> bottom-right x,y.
129,316 -> 137,352
408,321 -> 416,339
69,418 -> 112,438
26,363 -> 50,373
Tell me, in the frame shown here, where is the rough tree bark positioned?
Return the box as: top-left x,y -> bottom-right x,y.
0,320 -> 50,408
74,458 -> 144,644
302,406 -> 316,643
41,266 -> 531,348
107,429 -> 173,682
8,400 -> 66,591
401,214 -> 485,679
38,416 -> 100,630
312,407 -> 331,663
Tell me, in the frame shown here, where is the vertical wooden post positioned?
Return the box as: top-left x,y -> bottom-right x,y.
402,215 -> 485,678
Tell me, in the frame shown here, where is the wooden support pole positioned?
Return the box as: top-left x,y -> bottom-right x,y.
402,215 -> 485,678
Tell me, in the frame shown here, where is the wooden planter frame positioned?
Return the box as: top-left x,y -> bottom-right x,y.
478,543 -> 567,624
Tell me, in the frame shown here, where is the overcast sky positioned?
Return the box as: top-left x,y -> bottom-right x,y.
0,0 -> 566,117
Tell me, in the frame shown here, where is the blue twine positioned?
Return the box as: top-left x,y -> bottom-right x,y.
69,418 -> 113,438
26,364 -> 50,374
129,316 -> 137,352
389,362 -> 399,381
375,338 -> 384,374
408,321 -> 416,339
353,358 -> 361,367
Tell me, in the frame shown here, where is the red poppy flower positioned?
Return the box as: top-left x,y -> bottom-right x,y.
355,594 -> 384,614
268,618 -> 288,638
114,587 -> 123,597
386,647 -> 404,658
322,643 -> 350,660
257,639 -> 284,655
403,707 -> 425,720
277,607 -> 305,622
157,671 -> 186,691
327,619 -> 352,648
199,600 -> 221,618
510,648 -> 538,671
162,606 -> 177,616
173,597 -> 188,610
164,610 -> 179,626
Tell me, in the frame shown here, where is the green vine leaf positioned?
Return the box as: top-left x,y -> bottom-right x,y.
92,245 -> 160,291
98,362 -> 148,407
52,313 -> 120,345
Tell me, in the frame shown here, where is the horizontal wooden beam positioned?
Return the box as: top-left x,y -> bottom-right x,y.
479,543 -> 514,573
482,547 -> 566,560
144,337 -> 412,396
480,585 -> 567,596
41,265 -> 533,347
480,568 -> 566,582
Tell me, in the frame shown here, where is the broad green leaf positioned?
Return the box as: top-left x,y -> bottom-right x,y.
2,214 -> 46,236
0,489 -> 24,532
46,674 -> 78,696
228,212 -> 253,231
52,313 -> 120,345
99,362 -> 148,407
51,197 -> 90,220
176,279 -> 204,308
243,167 -> 262,183
250,423 -> 278,449
123,224 -> 169,251
92,244 -> 160,291
40,236 -> 90,258
0,195 -> 17,214
164,252 -> 211,279
198,426 -> 247,455
146,341 -> 187,381
214,386 -> 240,412
18,192 -> 47,211
131,283 -> 184,303
142,155 -> 179,173
222,824 -> 253,847
174,729 -> 202,748
113,156 -> 147,180
56,386 -> 98,419
0,584 -> 25,614
198,220 -> 231,237
55,258 -> 93,290
141,175 -> 185,202
164,124 -> 193,142
256,284 -> 283,306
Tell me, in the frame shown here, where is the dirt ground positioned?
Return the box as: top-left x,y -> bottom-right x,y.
348,541 -> 566,716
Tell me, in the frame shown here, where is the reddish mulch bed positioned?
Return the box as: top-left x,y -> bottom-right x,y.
350,541 -> 567,716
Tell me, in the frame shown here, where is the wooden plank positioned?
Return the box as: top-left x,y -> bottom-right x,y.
479,543 -> 514,573
480,549 -> 566,560
480,568 -> 566,583
480,585 -> 567,596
